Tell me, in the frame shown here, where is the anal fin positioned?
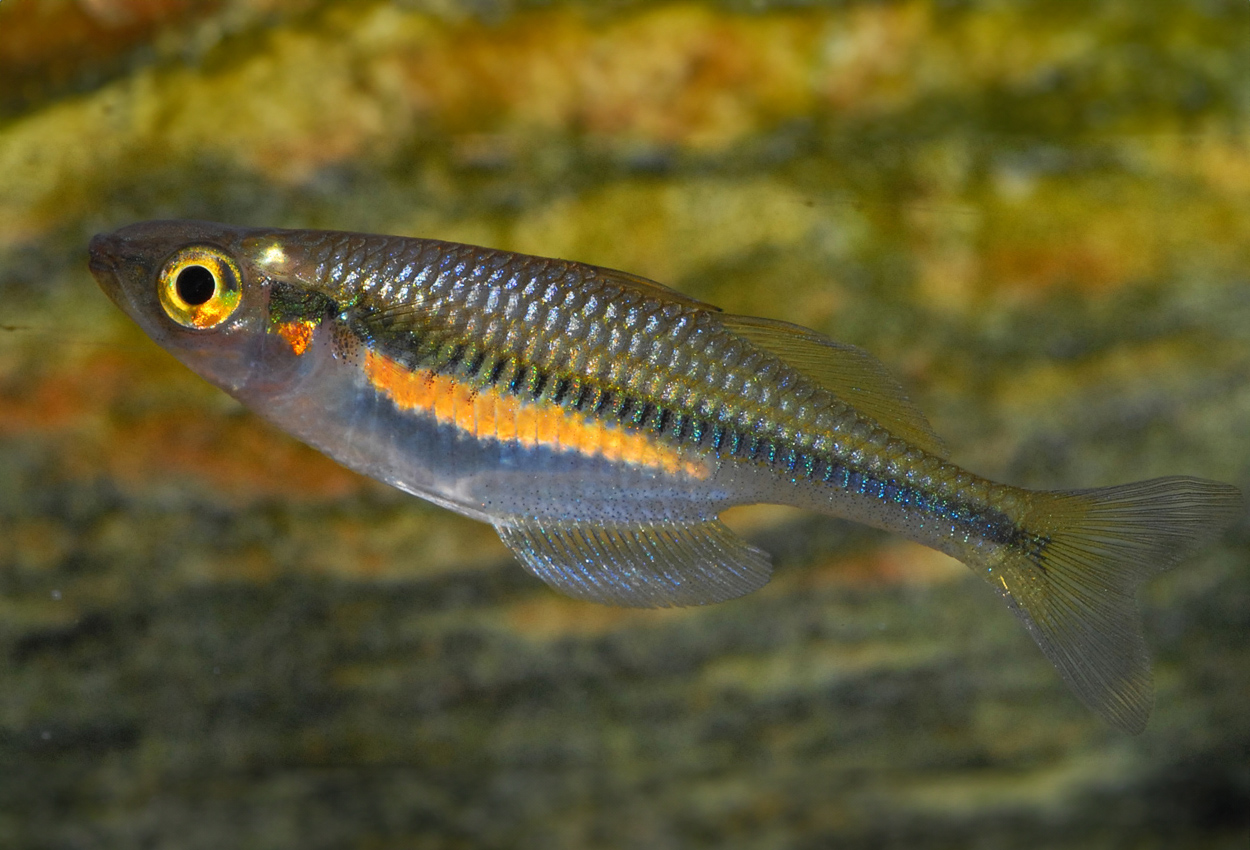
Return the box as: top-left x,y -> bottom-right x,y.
494,516 -> 772,608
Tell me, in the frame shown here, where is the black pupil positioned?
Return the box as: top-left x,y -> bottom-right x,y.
176,265 -> 216,305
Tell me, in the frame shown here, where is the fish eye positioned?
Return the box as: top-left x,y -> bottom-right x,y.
175,265 -> 216,305
158,246 -> 243,329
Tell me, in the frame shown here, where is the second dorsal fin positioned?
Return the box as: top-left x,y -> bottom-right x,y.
721,314 -> 949,459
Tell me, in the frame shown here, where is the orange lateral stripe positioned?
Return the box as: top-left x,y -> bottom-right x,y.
515,404 -> 538,447
495,393 -> 517,443
362,351 -> 708,479
602,425 -> 622,464
474,390 -> 497,437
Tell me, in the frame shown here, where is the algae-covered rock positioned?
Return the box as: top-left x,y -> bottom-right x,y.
1,1 -> 1247,847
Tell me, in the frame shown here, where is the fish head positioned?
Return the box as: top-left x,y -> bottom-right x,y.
89,220 -> 307,396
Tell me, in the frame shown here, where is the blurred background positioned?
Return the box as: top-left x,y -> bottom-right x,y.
1,1 -> 1248,847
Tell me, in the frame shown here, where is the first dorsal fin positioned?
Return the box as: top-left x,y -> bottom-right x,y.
590,265 -> 723,312
721,314 -> 949,459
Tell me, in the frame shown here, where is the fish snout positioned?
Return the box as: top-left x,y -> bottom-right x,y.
87,232 -> 122,276
87,232 -> 139,313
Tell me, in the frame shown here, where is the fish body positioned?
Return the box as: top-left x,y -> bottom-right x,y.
89,220 -> 1241,732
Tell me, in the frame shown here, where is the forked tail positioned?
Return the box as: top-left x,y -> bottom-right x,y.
988,476 -> 1241,733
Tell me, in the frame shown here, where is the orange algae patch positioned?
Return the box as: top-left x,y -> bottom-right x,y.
274,320 -> 316,355
107,410 -> 367,503
0,0 -> 222,105
0,345 -> 365,503
363,350 -> 708,479
796,542 -> 964,590
401,6 -> 824,152
505,594 -> 683,639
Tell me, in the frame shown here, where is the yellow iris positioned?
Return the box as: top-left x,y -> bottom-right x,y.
157,246 -> 243,329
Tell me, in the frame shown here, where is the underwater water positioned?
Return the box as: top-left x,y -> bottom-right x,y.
1,1 -> 1248,847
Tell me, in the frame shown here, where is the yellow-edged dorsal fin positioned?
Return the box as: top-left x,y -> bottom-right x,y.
722,314 -> 949,459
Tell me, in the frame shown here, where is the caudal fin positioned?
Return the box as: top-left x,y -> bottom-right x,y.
991,477 -> 1241,733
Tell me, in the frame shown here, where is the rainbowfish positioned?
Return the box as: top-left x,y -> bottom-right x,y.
89,220 -> 1241,733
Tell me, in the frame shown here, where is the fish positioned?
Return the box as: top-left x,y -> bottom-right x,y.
88,219 -> 1242,733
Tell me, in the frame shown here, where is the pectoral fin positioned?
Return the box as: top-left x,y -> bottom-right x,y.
494,516 -> 771,607
722,314 -> 948,458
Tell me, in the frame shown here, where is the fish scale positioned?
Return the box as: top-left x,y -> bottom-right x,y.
89,219 -> 1241,734
277,231 -> 945,510
342,264 -> 1053,554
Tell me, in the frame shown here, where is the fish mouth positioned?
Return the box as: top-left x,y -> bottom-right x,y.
88,233 -> 119,273
87,232 -> 128,305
